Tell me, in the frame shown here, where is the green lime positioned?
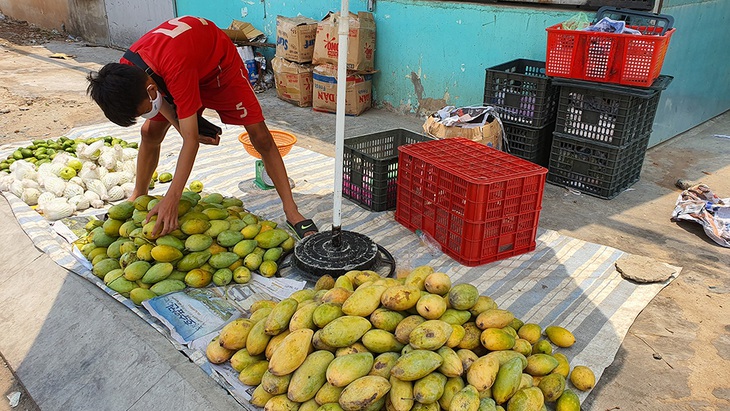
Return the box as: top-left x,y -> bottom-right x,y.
12,150 -> 23,160
20,148 -> 33,158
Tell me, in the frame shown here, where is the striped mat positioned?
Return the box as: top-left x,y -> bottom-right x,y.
1,119 -> 679,404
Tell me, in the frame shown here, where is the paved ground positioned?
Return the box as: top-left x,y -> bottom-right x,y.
0,28 -> 729,411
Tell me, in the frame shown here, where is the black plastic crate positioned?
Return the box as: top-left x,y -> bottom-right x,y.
343,129 -> 432,211
483,59 -> 560,128
554,79 -> 662,147
547,131 -> 650,199
504,121 -> 555,167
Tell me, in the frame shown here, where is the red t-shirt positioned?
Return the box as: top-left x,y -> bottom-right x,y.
121,16 -> 239,119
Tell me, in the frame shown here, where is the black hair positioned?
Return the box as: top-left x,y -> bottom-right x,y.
86,63 -> 149,127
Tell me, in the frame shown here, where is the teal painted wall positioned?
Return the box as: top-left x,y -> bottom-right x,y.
176,0 -> 729,146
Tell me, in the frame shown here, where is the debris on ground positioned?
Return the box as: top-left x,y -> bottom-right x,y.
6,391 -> 20,407
671,183 -> 730,247
0,15 -> 67,46
615,254 -> 678,283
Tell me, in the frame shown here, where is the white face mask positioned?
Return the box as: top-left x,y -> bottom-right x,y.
140,86 -> 162,119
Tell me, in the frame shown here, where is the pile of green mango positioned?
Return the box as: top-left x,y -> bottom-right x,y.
77,191 -> 295,305
0,135 -> 138,172
206,266 -> 595,411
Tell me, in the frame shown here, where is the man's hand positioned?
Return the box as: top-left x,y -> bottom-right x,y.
146,192 -> 181,236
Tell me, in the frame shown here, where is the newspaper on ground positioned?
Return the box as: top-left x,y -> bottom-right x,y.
144,276 -> 306,345
671,183 -> 730,247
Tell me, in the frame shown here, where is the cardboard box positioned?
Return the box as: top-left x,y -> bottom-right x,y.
272,57 -> 314,107
312,11 -> 375,71
423,115 -> 503,149
223,20 -> 265,42
312,64 -> 372,116
276,16 -> 318,63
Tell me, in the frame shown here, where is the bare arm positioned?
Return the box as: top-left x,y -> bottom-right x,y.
146,104 -> 200,236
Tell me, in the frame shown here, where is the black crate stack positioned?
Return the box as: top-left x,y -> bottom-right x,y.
483,59 -> 560,167
546,77 -> 666,199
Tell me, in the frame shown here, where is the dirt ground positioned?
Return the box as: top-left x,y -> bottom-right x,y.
0,15 -> 70,411
0,15 -> 107,146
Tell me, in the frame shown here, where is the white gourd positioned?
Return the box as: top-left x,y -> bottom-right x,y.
37,162 -> 54,175
107,186 -> 125,201
80,140 -> 105,161
69,176 -> 85,189
43,199 -> 75,220
43,176 -> 67,197
52,152 -> 72,165
98,150 -> 117,170
83,190 -> 101,202
10,160 -> 34,181
63,183 -> 85,199
122,147 -> 137,160
37,192 -> 56,209
48,163 -> 65,177
90,199 -> 104,209
10,180 -> 24,197
118,171 -> 134,185
121,182 -> 135,198
101,173 -> 122,190
0,175 -> 14,191
78,164 -> 100,181
21,187 -> 41,205
120,160 -> 137,175
69,195 -> 90,211
85,179 -> 108,200
22,179 -> 40,189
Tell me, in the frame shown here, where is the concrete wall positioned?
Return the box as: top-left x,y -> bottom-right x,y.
68,0 -> 109,46
0,0 -> 109,45
105,0 -> 175,48
0,0 -> 70,32
177,0 -> 730,146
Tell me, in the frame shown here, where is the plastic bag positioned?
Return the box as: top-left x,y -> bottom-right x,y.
561,12 -> 591,30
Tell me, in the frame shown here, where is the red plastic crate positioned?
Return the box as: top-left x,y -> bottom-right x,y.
395,138 -> 547,266
545,23 -> 675,87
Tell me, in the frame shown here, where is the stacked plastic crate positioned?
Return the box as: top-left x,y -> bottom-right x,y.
544,7 -> 675,199
483,59 -> 560,167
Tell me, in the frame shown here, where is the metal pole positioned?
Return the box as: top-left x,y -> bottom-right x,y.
332,0 -> 349,248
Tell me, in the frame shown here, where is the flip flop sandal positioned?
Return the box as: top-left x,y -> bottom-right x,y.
287,219 -> 319,240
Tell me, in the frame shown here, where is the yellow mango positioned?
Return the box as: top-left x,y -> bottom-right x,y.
390,350 -> 443,381
260,370 -> 291,395
525,354 -> 560,377
481,328 -> 516,351
361,329 -> 404,353
413,372 -> 447,405
206,336 -> 234,364
326,352 -> 374,387
264,298 -> 299,336
492,357 -> 524,404
219,318 -> 255,350
544,326 -> 576,348
439,376 -> 465,410
267,328 -> 314,376
467,354 -> 501,392
476,309 -> 516,330
338,375 -> 390,411
437,346 -> 464,378
315,382 -> 344,405
342,285 -> 388,317
569,366 -> 595,391
287,350 -> 334,402
506,387 -> 544,411
538,373 -> 566,402
238,360 -> 269,385
409,320 -> 454,350
369,352 -> 400,379
319,316 -> 372,348
555,389 -> 581,411
380,284 -> 421,311
450,384 -> 480,411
